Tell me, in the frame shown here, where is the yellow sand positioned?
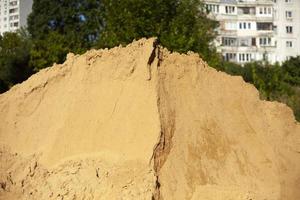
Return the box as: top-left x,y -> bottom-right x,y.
0,38 -> 299,200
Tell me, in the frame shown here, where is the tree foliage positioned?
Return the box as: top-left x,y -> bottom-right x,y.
27,0 -> 103,70
282,56 -> 300,86
29,31 -> 71,71
0,30 -> 32,92
97,0 -> 219,63
0,0 -> 219,93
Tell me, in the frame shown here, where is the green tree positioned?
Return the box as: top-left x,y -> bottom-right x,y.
0,30 -> 32,92
27,0 -> 103,70
29,31 -> 71,71
282,56 -> 300,86
27,0 -> 219,69
98,0 -> 219,64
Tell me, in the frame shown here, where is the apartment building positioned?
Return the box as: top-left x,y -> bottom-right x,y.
204,0 -> 300,64
273,0 -> 300,62
0,0 -> 33,35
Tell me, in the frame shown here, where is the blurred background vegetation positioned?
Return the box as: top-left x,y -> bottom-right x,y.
0,0 -> 299,121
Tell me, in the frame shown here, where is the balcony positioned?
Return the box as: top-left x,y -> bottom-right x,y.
257,22 -> 273,31
255,16 -> 273,22
220,0 -> 237,4
218,46 -> 259,53
207,0 -> 275,6
205,0 -> 221,3
219,29 -> 238,37
237,6 -> 256,14
257,47 -> 276,54
236,0 -> 273,6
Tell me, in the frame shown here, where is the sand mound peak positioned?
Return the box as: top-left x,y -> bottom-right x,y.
0,38 -> 300,200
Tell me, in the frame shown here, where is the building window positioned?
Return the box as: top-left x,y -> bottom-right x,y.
225,6 -> 235,14
239,22 -> 252,30
286,26 -> 293,33
239,38 -> 252,47
9,8 -> 18,14
224,53 -> 236,62
252,38 -> 256,46
259,37 -> 271,46
206,4 -> 219,14
257,22 -> 273,31
238,7 -> 255,15
222,37 -> 237,46
225,22 -> 237,30
238,53 -> 252,62
286,11 -> 292,19
9,1 -> 17,6
9,15 -> 18,20
259,7 -> 272,15
286,41 -> 293,47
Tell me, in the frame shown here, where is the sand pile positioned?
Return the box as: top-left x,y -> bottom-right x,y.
0,38 -> 299,200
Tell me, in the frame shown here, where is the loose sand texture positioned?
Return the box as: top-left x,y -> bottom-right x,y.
0,38 -> 299,200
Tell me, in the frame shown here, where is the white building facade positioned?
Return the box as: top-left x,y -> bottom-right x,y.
273,0 -> 300,62
0,0 -> 33,35
204,0 -> 300,64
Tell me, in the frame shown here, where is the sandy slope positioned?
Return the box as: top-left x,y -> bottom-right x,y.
0,38 -> 299,199
155,50 -> 300,200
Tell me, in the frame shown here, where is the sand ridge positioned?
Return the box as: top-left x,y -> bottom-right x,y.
0,38 -> 300,199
